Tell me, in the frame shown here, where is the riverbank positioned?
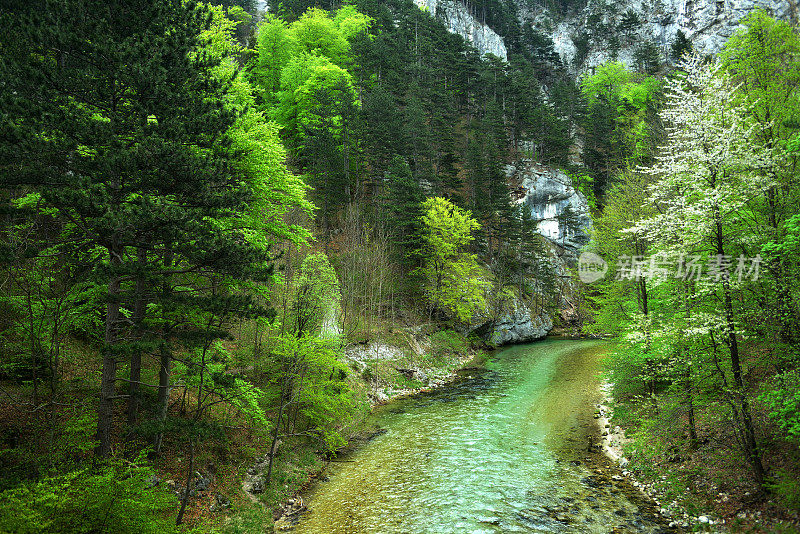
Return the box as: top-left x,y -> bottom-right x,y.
600,338 -> 800,534
266,330 -> 487,531
595,385 -> 720,532
282,340 -> 679,533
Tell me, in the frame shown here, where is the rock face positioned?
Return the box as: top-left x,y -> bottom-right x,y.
520,0 -> 796,73
346,342 -> 407,365
414,0 -> 508,59
487,300 -> 553,345
410,0 -> 796,72
506,161 -> 592,252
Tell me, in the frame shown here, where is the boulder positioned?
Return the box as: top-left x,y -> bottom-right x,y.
483,299 -> 553,346
245,475 -> 265,494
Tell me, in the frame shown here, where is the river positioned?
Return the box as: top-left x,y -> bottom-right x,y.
292,339 -> 675,533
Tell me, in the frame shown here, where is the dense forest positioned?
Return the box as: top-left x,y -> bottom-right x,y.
0,0 -> 799,531
587,11 -> 800,527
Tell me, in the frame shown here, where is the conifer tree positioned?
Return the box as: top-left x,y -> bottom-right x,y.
383,155 -> 424,268
0,0 -> 278,457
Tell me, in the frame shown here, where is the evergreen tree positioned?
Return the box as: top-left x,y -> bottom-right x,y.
360,84 -> 407,177
383,156 -> 424,267
0,0 -> 277,458
670,29 -> 693,61
618,9 -> 641,39
634,41 -> 663,75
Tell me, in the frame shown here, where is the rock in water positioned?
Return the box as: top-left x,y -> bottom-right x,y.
487,300 -> 553,346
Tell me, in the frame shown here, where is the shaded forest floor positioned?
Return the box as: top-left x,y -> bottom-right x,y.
607,341 -> 800,533
0,321 -> 489,533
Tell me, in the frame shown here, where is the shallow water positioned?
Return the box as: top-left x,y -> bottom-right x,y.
293,339 -> 672,534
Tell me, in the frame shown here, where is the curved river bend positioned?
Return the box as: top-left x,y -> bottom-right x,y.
293,340 -> 674,534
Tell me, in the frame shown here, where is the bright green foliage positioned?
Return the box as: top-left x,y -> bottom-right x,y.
430,329 -> 468,359
271,333 -> 355,452
230,111 -> 314,250
255,14 -> 297,97
202,6 -> 313,251
0,456 -> 178,534
255,6 -> 370,113
581,62 -> 632,106
580,62 -> 662,196
333,5 -> 373,41
295,338 -> 353,450
291,252 -> 341,337
722,9 -> 800,149
289,8 -> 359,65
720,11 -> 800,354
761,369 -> 800,443
418,197 -> 488,322
232,376 -> 271,429
256,7 -> 366,229
255,6 -> 370,100
586,171 -> 655,335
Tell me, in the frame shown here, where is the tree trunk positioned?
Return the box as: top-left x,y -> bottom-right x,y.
96,244 -> 122,458
153,342 -> 172,455
176,439 -> 195,525
766,186 -> 797,349
153,248 -> 173,455
685,364 -> 698,449
127,247 -> 148,428
265,380 -> 287,487
716,220 -> 765,487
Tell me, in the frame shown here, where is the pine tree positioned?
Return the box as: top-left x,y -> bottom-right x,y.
670,29 -> 693,61
383,155 -> 424,267
0,0 -> 277,458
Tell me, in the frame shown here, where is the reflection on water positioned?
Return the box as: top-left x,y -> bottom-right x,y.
293,340 -> 674,534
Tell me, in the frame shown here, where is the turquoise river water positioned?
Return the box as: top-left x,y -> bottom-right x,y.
292,339 -> 675,534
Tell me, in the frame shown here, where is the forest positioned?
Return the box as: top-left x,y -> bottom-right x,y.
0,0 -> 799,531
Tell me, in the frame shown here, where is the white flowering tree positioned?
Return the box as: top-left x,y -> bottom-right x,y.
630,55 -> 774,486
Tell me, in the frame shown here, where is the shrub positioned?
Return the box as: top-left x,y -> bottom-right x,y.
761,369 -> 800,444
430,329 -> 467,358
0,456 -> 179,534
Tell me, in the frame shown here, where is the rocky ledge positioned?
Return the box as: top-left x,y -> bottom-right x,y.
485,301 -> 553,346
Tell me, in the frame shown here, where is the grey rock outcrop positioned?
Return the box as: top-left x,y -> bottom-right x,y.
487,301 -> 553,345
414,0 -> 508,59
506,161 -> 591,252
520,0 -> 795,73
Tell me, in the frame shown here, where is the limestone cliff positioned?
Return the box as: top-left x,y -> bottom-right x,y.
520,0 -> 796,73
413,0 -> 508,59
506,160 -> 592,252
